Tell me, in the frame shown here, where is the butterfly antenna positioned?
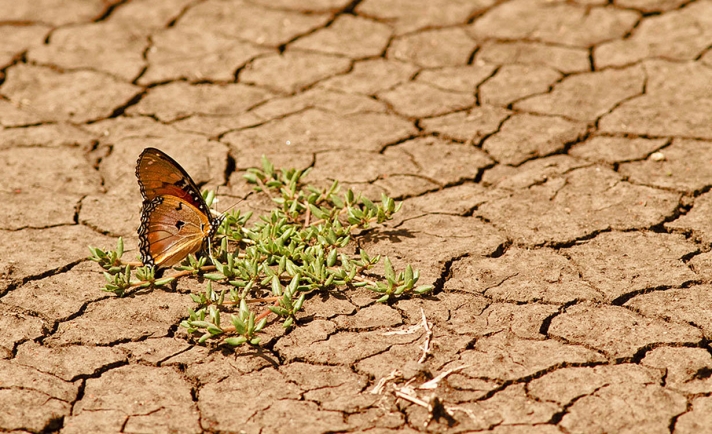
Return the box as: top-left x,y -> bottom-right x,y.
220,197 -> 246,215
215,185 -> 220,214
208,187 -> 224,220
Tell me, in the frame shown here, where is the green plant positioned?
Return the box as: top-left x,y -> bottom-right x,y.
88,157 -> 433,347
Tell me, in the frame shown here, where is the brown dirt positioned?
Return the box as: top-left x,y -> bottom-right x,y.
1,0 -> 711,432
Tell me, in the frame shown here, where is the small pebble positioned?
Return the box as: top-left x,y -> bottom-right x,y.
650,152 -> 665,162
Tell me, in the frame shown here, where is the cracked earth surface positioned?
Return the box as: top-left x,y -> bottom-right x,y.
2,0 -> 712,432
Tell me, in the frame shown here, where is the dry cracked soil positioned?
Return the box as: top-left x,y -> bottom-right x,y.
2,0 -> 712,433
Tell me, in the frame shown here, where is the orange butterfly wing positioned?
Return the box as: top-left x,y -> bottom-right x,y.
138,196 -> 212,268
136,147 -> 212,217
136,148 -> 220,268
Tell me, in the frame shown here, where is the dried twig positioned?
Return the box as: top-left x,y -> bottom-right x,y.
382,308 -> 433,363
254,175 -> 275,201
370,369 -> 402,394
419,365 -> 470,390
382,323 -> 423,336
393,383 -> 456,427
418,308 -> 433,363
303,204 -> 311,227
394,389 -> 430,408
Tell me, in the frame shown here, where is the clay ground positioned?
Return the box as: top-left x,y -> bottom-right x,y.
2,0 -> 712,433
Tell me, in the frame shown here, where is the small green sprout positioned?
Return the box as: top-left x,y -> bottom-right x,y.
88,237 -> 125,273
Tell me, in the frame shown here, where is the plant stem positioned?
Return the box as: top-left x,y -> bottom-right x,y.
254,176 -> 275,202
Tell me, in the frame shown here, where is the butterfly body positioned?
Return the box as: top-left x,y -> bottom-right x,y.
136,148 -> 222,268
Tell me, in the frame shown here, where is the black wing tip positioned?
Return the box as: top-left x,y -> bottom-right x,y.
136,147 -> 161,166
140,147 -> 163,155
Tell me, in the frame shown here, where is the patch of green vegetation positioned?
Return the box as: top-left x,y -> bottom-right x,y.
89,158 -> 432,347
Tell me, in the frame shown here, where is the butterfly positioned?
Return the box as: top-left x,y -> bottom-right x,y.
136,147 -> 223,268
